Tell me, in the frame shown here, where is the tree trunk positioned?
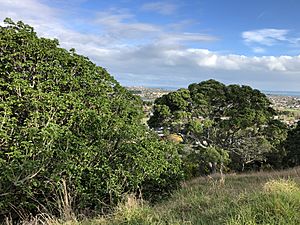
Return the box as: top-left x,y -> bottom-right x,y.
209,162 -> 217,174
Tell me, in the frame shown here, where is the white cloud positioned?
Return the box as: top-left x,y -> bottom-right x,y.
242,28 -> 289,46
94,11 -> 161,40
157,33 -> 217,45
241,28 -> 300,54
141,2 -> 177,15
252,47 -> 266,54
0,0 -> 55,17
81,42 -> 300,89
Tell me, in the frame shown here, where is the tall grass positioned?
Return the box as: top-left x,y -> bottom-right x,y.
11,167 -> 300,225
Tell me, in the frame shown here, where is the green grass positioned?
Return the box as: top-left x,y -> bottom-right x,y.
14,168 -> 300,225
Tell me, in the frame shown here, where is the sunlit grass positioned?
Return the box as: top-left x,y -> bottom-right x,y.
13,167 -> 300,225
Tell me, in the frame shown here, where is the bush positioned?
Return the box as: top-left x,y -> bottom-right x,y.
0,19 -> 182,221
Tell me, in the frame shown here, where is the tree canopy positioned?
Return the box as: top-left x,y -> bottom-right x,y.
0,18 -> 182,221
149,79 -> 287,172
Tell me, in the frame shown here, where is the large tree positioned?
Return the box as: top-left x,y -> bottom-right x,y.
149,79 -> 286,172
0,19 -> 182,221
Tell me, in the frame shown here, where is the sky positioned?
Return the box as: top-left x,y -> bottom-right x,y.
1,0 -> 300,91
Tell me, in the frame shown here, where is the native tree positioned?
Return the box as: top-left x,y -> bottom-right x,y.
0,18 -> 182,221
149,79 -> 286,173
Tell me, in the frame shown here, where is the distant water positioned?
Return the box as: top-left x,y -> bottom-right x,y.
262,91 -> 300,97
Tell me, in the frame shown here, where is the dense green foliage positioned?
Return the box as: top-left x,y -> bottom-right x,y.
284,121 -> 300,167
149,80 -> 288,174
0,19 -> 182,221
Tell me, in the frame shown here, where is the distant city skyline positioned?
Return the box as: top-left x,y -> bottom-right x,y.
1,0 -> 300,91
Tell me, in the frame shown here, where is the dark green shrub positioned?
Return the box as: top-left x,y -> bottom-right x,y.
0,19 -> 182,221
284,121 -> 300,167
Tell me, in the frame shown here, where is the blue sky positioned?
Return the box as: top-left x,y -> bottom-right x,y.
1,0 -> 300,91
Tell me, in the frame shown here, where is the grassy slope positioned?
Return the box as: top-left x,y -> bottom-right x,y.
25,168 -> 300,225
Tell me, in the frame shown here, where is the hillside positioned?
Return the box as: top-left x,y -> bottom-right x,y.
21,167 -> 300,225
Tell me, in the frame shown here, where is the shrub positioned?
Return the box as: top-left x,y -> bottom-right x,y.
0,18 -> 182,221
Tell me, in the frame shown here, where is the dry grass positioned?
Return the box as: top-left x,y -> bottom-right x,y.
263,179 -> 300,193
11,167 -> 300,225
